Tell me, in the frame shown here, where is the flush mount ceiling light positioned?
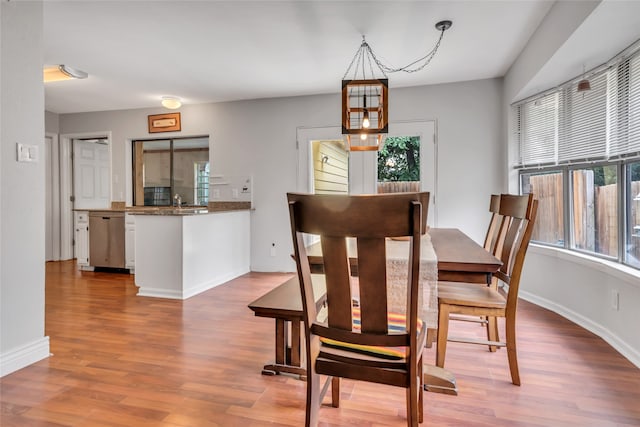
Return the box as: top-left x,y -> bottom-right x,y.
43,65 -> 88,82
161,96 -> 182,109
341,20 -> 452,151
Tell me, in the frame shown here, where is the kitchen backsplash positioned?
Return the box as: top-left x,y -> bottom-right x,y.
209,175 -> 252,205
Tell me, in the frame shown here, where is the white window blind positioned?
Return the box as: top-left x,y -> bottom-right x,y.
515,92 -> 558,167
609,54 -> 640,159
558,72 -> 607,163
515,43 -> 640,168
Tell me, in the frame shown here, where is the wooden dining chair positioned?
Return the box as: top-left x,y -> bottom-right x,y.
483,194 -> 502,256
287,192 -> 429,427
435,193 -> 537,385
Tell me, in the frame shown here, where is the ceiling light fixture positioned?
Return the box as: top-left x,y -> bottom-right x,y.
43,65 -> 88,82
161,96 -> 182,109
341,20 -> 452,151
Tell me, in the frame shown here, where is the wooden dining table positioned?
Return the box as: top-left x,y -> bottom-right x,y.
248,227 -> 501,394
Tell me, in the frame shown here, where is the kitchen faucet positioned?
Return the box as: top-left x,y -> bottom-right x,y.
173,193 -> 182,207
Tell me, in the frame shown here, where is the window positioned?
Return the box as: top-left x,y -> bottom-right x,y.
571,165 -> 618,257
627,162 -> 640,268
377,136 -> 420,193
514,40 -> 640,269
520,171 -> 564,246
133,136 -> 209,206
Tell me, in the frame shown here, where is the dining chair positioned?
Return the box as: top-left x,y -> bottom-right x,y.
435,193 -> 537,385
288,192 -> 429,427
483,194 -> 502,256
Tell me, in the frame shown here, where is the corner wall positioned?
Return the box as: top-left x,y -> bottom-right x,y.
0,0 -> 49,377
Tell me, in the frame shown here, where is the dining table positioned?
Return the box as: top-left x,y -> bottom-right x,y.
248,227 -> 501,394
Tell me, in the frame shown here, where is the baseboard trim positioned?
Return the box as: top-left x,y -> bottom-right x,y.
137,267 -> 250,300
519,290 -> 640,369
0,337 -> 50,377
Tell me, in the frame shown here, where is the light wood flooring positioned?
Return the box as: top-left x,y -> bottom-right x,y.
1,260 -> 640,426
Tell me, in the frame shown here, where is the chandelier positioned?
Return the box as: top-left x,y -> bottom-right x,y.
341,20 -> 452,151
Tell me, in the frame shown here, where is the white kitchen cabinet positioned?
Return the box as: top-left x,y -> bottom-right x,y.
74,211 -> 90,268
125,213 -> 135,272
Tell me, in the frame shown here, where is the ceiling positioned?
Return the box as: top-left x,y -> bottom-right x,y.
43,1 -> 558,114
43,0 -> 556,114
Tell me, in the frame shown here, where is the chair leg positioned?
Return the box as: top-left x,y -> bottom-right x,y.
486,316 -> 499,352
436,303 -> 450,368
505,312 -> 521,386
306,370 -> 321,427
406,373 -> 419,427
331,377 -> 340,408
418,356 -> 424,424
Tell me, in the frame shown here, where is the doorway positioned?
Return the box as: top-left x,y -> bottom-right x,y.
59,132 -> 113,260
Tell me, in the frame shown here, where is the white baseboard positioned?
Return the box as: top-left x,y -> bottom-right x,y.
0,337 -> 50,377
137,267 -> 250,300
519,290 -> 640,369
182,268 -> 250,299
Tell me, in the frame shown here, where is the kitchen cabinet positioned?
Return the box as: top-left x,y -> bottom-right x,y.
125,213 -> 135,272
74,211 -> 90,268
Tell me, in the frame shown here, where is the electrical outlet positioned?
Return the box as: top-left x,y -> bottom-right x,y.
232,188 -> 239,199
610,289 -> 619,311
212,189 -> 220,199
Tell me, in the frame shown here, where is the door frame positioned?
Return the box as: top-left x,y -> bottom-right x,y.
45,132 -> 61,261
60,131 -> 112,260
296,120 -> 438,225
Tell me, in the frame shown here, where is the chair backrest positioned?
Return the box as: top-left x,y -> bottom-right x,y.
493,193 -> 538,312
483,194 -> 502,254
287,192 -> 429,352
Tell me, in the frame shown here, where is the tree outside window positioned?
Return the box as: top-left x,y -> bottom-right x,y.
377,136 -> 420,183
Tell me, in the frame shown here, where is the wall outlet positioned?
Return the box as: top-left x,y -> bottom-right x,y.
610,289 -> 619,311
232,188 -> 239,199
212,189 -> 220,199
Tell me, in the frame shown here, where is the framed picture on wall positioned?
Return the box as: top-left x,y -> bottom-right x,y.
148,112 -> 181,133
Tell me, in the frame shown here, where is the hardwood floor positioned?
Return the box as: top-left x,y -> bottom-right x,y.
2,260 -> 640,426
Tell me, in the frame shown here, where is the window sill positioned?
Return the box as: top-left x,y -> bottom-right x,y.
529,243 -> 640,288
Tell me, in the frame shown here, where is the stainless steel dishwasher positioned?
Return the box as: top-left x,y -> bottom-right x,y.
89,211 -> 125,268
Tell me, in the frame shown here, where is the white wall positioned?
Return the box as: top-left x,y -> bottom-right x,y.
503,1 -> 640,367
59,78 -> 504,272
45,110 -> 60,134
0,1 -> 49,377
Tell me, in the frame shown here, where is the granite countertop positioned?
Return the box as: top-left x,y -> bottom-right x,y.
74,202 -> 251,215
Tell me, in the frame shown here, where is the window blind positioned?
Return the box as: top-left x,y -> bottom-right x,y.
515,92 -> 558,167
609,54 -> 640,159
515,42 -> 640,168
558,72 -> 607,164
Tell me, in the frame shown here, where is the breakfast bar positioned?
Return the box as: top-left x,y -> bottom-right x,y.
132,207 -> 250,299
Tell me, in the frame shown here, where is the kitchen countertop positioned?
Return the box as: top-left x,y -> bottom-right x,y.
74,202 -> 252,215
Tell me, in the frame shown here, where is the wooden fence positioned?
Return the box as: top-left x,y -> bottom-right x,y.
529,173 -> 640,262
377,181 -> 420,193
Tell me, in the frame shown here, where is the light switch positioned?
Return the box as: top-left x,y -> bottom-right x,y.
17,143 -> 38,163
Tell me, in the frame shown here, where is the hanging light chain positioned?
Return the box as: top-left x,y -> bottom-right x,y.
341,21 -> 451,79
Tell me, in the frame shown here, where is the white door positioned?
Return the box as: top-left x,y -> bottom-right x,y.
73,139 -> 111,209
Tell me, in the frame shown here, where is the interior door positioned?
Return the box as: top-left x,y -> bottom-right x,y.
73,139 -> 111,209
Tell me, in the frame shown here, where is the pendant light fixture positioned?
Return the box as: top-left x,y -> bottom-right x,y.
577,65 -> 591,93
341,20 -> 452,151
